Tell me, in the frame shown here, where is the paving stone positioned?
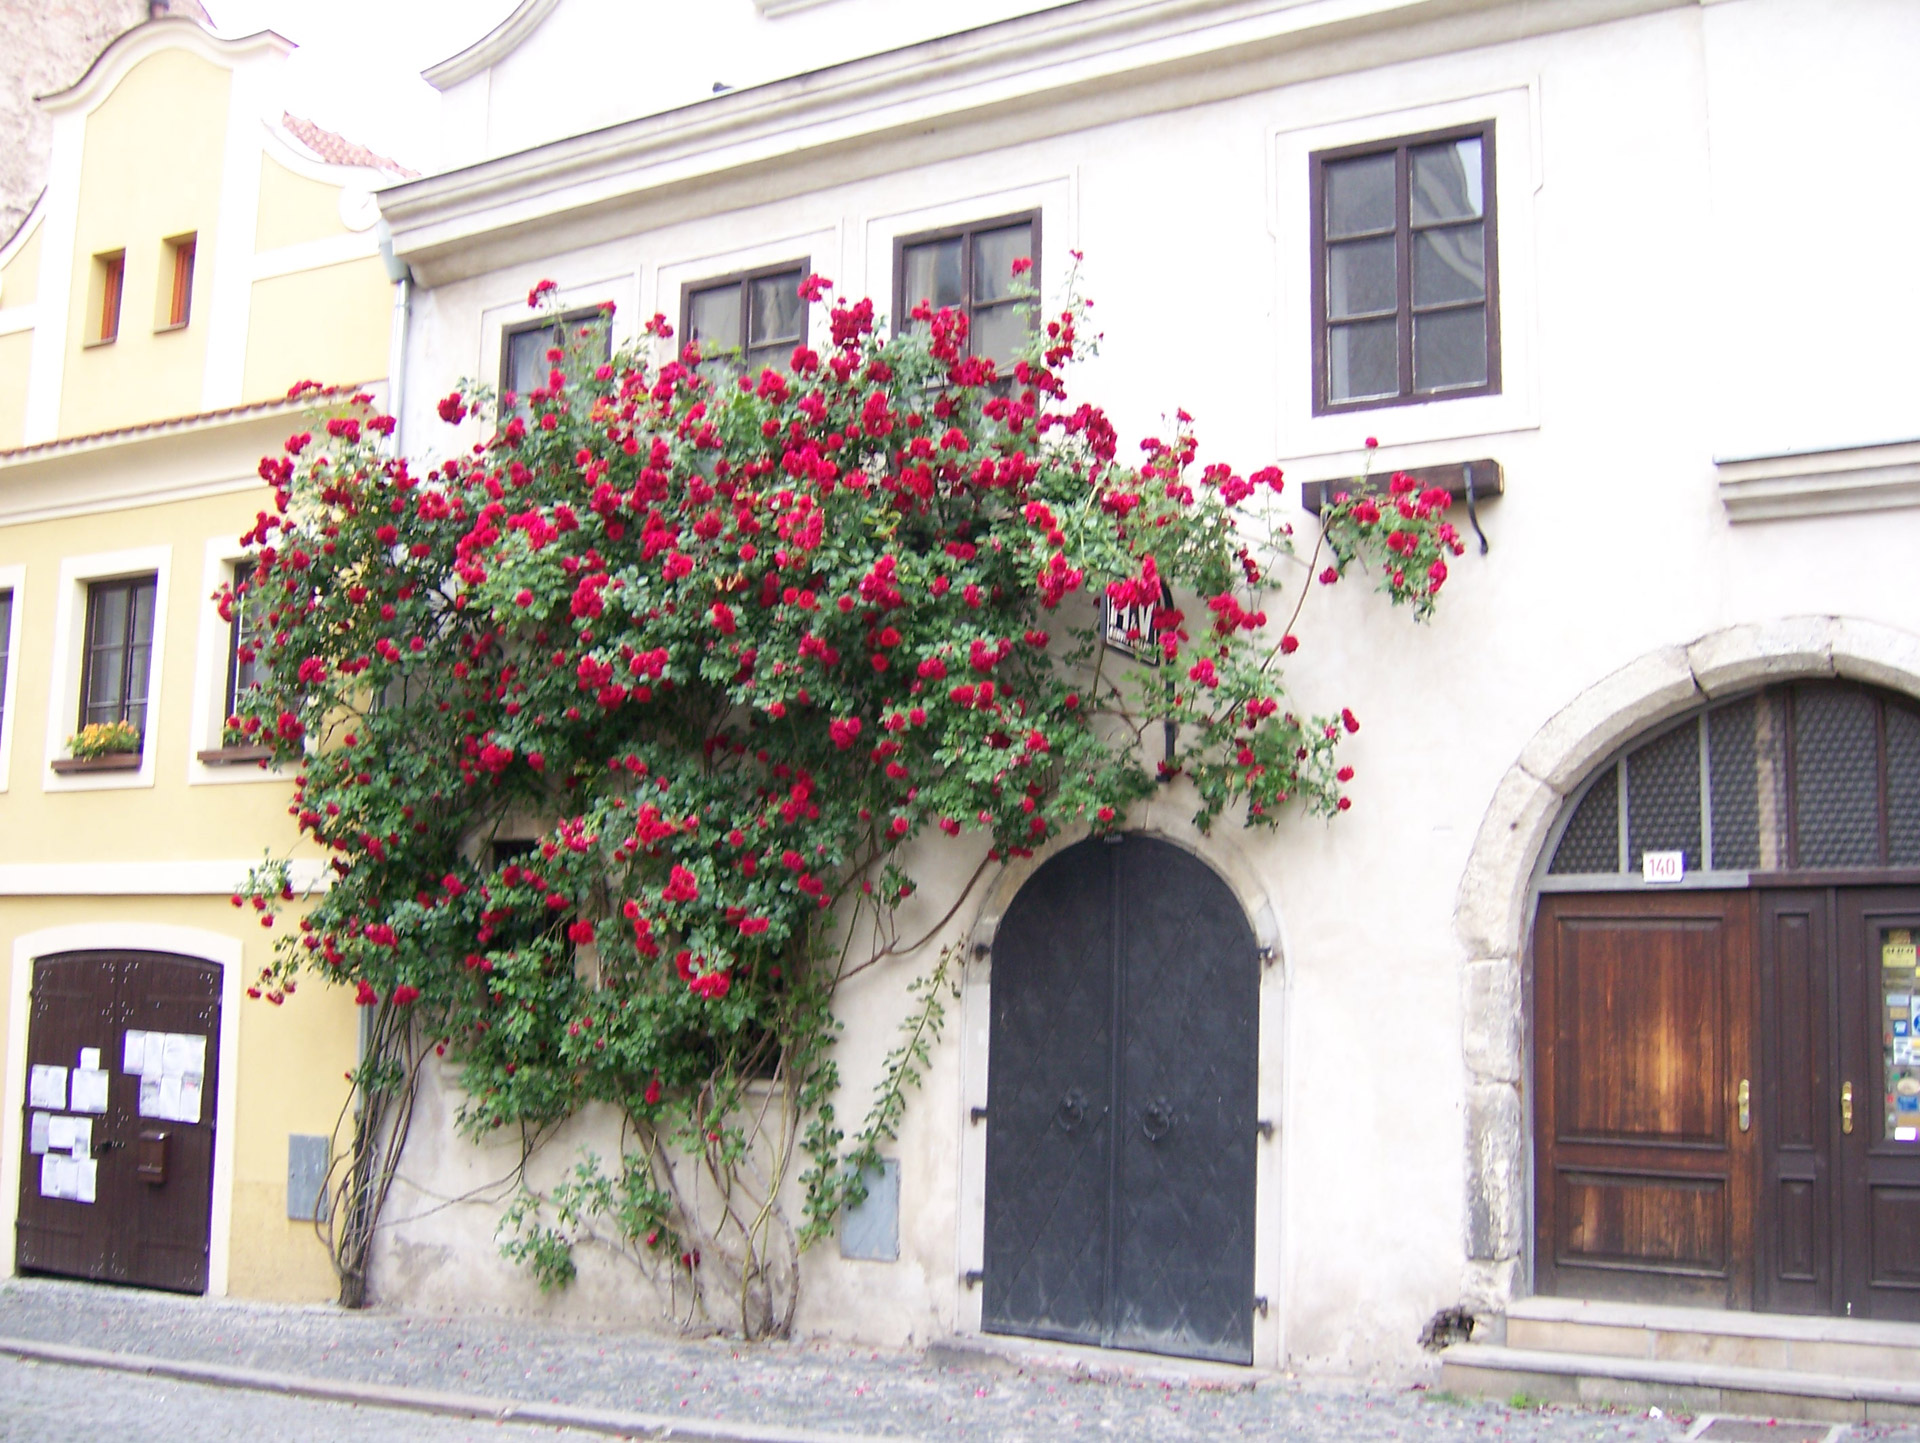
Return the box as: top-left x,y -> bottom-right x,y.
5,1278 -> 1920,1442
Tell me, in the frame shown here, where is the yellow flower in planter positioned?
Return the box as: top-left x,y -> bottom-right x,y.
68,720 -> 141,760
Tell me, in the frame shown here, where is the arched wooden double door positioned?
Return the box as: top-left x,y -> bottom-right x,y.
1534,684 -> 1920,1319
981,834 -> 1260,1363
15,951 -> 221,1294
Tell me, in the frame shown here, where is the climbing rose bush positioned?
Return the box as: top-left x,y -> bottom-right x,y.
231,264 -> 1460,1327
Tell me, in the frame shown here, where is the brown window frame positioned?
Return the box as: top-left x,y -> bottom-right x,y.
890,209 -> 1042,363
78,574 -> 158,741
163,233 -> 197,330
678,258 -> 812,372
1309,122 -> 1499,415
499,305 -> 613,404
92,250 -> 126,345
0,587 -> 12,745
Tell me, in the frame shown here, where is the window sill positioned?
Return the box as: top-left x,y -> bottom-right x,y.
51,752 -> 142,774
196,744 -> 275,766
153,321 -> 189,335
1298,458 -> 1504,515
81,335 -> 118,349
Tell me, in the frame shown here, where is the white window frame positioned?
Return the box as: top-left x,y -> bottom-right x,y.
41,544 -> 171,793
1271,81 -> 1542,463
652,227 -> 837,365
0,564 -> 25,793
186,536 -> 288,787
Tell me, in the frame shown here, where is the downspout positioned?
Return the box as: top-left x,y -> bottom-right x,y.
377,219 -> 413,455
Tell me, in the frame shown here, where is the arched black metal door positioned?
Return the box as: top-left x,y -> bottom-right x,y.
983,834 -> 1259,1363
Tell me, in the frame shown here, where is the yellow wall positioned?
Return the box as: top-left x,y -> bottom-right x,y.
2,219 -> 42,309
0,893 -> 355,1303
58,49 -> 228,438
254,155 -> 354,253
0,333 -> 29,450
242,256 -> 391,402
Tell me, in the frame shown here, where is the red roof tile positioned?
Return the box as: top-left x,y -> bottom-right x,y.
281,113 -> 419,178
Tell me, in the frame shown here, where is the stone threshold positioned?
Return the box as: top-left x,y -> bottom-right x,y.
1505,1296 -> 1920,1349
926,1332 -> 1264,1391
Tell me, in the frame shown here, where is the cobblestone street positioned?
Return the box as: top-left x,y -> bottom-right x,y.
3,1279 -> 1918,1442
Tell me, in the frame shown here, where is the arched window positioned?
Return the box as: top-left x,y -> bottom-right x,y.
1545,682 -> 1920,881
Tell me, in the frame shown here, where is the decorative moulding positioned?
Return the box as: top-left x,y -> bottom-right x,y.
754,0 -> 840,14
422,0 -> 563,91
1716,437 -> 1920,523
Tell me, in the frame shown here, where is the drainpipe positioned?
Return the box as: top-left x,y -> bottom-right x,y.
377,219 -> 413,455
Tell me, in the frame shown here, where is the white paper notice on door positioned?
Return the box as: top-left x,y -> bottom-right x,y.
177,1074 -> 203,1125
74,1158 -> 97,1204
39,1154 -> 75,1200
64,1116 -> 92,1157
70,1067 -> 109,1115
46,1115 -> 75,1153
28,1065 -> 67,1111
28,1112 -> 51,1155
123,1029 -> 149,1075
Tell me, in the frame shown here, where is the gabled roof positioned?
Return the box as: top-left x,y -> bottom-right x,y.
280,114 -> 419,178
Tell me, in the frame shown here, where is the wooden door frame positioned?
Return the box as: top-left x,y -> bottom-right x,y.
2,922 -> 242,1295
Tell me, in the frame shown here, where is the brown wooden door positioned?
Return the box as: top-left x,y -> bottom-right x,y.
15,951 -> 220,1294
1754,890 -> 1837,1314
1836,891 -> 1920,1320
1533,892 -> 1755,1306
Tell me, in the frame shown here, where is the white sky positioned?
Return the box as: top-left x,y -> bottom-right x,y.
202,0 -> 521,173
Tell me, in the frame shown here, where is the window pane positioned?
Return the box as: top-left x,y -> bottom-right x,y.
1325,153 -> 1395,238
748,273 -> 804,348
1412,306 -> 1487,391
1328,236 -> 1396,319
1328,318 -> 1397,401
969,303 -> 1028,369
1627,719 -> 1702,873
1794,685 -> 1880,867
1413,224 -> 1485,307
0,590 -> 11,741
505,326 -> 555,398
688,285 -> 743,355
904,237 -> 964,312
90,584 -> 129,650
972,224 -> 1033,304
1410,137 -> 1483,224
1550,765 -> 1620,874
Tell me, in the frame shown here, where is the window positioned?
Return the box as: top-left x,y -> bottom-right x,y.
78,575 -> 157,740
894,213 -> 1038,368
681,262 -> 809,373
0,588 -> 12,745
89,250 -> 126,345
500,307 -> 612,407
223,559 -> 260,726
1311,124 -> 1497,412
162,233 -> 196,329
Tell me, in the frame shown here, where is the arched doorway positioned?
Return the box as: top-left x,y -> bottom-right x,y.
981,833 -> 1259,1363
1533,681 -> 1920,1320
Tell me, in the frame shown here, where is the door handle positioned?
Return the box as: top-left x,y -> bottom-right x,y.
1737,1078 -> 1750,1133
1841,1081 -> 1854,1136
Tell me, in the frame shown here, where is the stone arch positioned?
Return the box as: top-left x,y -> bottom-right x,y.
1454,615 -> 1920,1309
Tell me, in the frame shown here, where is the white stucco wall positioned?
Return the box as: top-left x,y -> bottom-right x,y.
376,0 -> 1920,1376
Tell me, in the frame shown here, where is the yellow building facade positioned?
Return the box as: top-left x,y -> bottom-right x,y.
0,16 -> 398,1300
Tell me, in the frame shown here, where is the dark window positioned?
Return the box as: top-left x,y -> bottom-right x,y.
893,213 -> 1038,369
1548,684 -> 1920,879
79,575 -> 158,739
1311,124 -> 1498,413
681,262 -> 809,373
0,588 -> 12,744
500,306 -> 612,407
165,234 -> 196,328
224,559 -> 260,724
93,251 -> 125,344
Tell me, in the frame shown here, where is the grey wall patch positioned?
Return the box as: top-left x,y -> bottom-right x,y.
840,1159 -> 899,1261
287,1133 -> 330,1222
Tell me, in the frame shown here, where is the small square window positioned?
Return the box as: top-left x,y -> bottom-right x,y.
1311,124 -> 1498,413
500,306 -> 613,410
0,588 -> 13,746
88,250 -> 126,345
79,575 -> 158,741
160,233 -> 196,330
681,261 -> 810,374
893,214 -> 1038,371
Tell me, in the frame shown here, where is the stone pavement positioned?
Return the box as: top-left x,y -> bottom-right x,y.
4,1277 -> 1920,1442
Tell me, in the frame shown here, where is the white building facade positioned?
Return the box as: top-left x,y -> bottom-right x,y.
372,0 -> 1920,1378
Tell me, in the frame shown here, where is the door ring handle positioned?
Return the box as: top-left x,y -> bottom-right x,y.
1141,1097 -> 1174,1142
1055,1088 -> 1087,1132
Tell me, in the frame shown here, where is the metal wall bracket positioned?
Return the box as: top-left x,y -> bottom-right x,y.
1256,1119 -> 1274,1139
970,1106 -> 988,1125
1254,1295 -> 1269,1317
963,1269 -> 984,1289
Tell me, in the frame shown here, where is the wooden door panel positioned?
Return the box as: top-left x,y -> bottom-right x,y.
1836,892 -> 1920,1320
1756,891 -> 1834,1314
1556,918 -> 1726,1145
1534,892 -> 1754,1307
15,957 -> 119,1283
